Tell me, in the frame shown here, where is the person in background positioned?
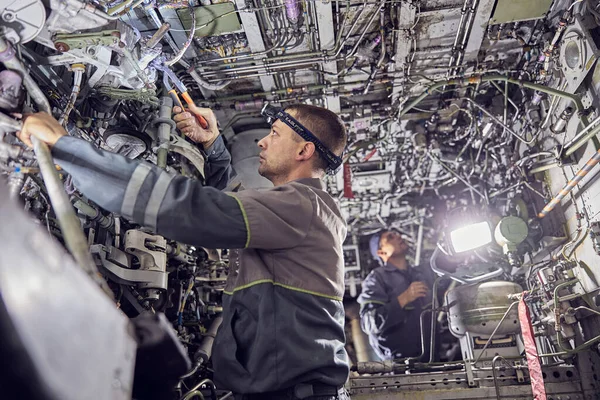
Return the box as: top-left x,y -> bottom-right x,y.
357,230 -> 434,361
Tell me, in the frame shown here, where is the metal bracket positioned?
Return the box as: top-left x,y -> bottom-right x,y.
168,134 -> 206,180
91,244 -> 168,290
465,362 -> 476,387
124,230 -> 167,272
53,30 -> 122,52
95,87 -> 159,105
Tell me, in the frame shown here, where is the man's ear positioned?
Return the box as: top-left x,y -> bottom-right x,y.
297,141 -> 316,161
377,248 -> 387,259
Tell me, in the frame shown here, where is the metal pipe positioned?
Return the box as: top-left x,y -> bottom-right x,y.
537,149 -> 600,218
187,68 -> 230,91
331,0 -> 370,59
492,355 -> 507,400
428,152 -> 488,202
565,118 -> 600,157
489,80 -> 519,112
197,316 -> 222,363
347,1 -> 385,59
166,5 -> 196,67
58,64 -> 85,126
192,0 -> 369,68
563,114 -> 600,149
399,75 -> 589,127
404,309 -> 431,362
529,161 -> 560,174
156,96 -> 173,168
72,197 -> 114,230
0,38 -> 111,296
350,317 -> 374,362
7,171 -> 25,198
199,59 -> 320,78
462,98 -> 530,144
362,5 -> 387,95
106,0 -> 144,16
414,216 -> 425,266
553,278 -> 579,311
147,23 -> 172,49
122,48 -> 151,88
181,379 -> 216,400
541,81 -> 566,129
472,301 -> 520,364
447,0 -> 471,76
428,276 -> 443,363
479,75 -> 588,127
455,0 -> 478,68
146,8 -> 180,55
0,41 -> 50,113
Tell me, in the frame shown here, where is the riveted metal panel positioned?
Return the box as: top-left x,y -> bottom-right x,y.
490,0 -> 553,25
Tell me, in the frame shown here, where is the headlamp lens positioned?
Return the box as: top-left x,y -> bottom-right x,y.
260,103 -> 281,125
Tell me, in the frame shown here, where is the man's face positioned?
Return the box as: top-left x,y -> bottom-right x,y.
378,231 -> 409,258
257,112 -> 305,182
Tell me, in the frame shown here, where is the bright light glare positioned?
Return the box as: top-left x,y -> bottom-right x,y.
450,221 -> 492,253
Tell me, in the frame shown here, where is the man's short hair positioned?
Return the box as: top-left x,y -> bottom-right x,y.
284,104 -> 347,171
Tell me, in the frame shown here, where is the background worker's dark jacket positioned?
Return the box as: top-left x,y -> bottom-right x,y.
357,263 -> 433,360
50,136 -> 349,394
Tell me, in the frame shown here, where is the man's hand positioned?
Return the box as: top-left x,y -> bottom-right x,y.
17,112 -> 67,148
173,104 -> 219,149
397,281 -> 429,308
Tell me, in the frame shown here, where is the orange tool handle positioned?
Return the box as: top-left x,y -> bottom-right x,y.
169,89 -> 185,110
181,92 -> 209,129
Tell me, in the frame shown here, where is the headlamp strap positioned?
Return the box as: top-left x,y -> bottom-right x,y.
274,109 -> 343,173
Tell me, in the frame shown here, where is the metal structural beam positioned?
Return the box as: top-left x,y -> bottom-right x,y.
463,0 -> 496,65
315,0 -> 340,112
233,0 -> 276,93
390,1 -> 416,133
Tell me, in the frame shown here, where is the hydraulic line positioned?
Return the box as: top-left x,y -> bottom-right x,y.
399,75 -> 589,128
147,8 -> 181,55
166,5 -> 196,67
537,149 -> 600,218
58,64 -> 85,126
347,1 -> 385,59
564,116 -> 600,157
450,0 -> 479,77
472,301 -> 520,364
189,0 -> 369,71
146,23 -> 172,49
156,96 -> 174,168
0,37 -> 111,297
362,6 -> 387,95
106,0 -> 145,16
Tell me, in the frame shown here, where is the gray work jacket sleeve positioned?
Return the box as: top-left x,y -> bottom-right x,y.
51,136 -> 247,249
204,136 -> 233,190
357,270 -> 407,335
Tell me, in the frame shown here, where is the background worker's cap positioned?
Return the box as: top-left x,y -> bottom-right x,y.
369,232 -> 383,260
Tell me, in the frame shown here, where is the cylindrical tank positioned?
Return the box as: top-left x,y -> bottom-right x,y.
446,281 -> 522,337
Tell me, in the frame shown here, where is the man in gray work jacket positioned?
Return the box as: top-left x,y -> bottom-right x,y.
357,230 -> 434,361
18,102 -> 350,399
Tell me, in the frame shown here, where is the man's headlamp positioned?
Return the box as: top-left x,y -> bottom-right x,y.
260,103 -> 343,174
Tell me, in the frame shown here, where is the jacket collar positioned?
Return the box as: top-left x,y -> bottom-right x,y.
292,177 -> 325,190
383,262 -> 412,273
